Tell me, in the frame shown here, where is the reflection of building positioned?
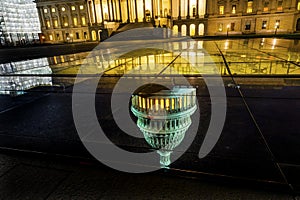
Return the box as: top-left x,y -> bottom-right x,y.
0,58 -> 52,96
34,0 -> 207,43
131,85 -> 197,167
0,0 -> 41,46
206,0 -> 300,36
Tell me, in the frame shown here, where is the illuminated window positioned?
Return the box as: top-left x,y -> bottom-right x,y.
81,16 -> 86,25
263,2 -> 269,12
277,1 -> 283,11
262,20 -> 267,29
232,5 -> 236,14
218,23 -> 223,32
198,24 -> 204,35
298,1 -> 300,10
275,20 -> 280,29
71,6 -> 76,11
219,6 -> 224,15
51,7 -> 55,13
49,34 -> 53,41
181,25 -> 187,36
172,25 -> 178,36
247,0 -> 253,13
43,8 -> 48,13
91,30 -> 97,41
80,5 -> 84,10
53,19 -> 58,28
46,20 -> 50,28
190,24 -> 195,36
63,16 -> 68,27
73,17 -> 78,26
61,7 -> 66,12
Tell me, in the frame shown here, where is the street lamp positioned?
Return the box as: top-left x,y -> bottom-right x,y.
274,22 -> 279,35
226,24 -> 230,37
40,35 -> 45,44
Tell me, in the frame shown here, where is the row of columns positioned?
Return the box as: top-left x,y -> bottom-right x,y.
87,0 -> 122,24
139,117 -> 189,131
86,0 -> 206,24
132,93 -> 196,113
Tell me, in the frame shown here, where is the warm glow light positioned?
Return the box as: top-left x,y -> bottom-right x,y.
73,17 -> 78,26
166,99 -> 170,110
54,20 -> 58,28
81,17 -> 86,25
272,39 -> 277,49
160,99 -> 164,109
247,1 -> 253,13
224,40 -> 229,50
219,5 -> 224,15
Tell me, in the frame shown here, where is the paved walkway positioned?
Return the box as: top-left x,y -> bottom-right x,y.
0,151 -> 294,200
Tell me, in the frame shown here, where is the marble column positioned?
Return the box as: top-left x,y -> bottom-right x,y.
178,0 -> 181,19
135,0 -> 138,22
92,0 -> 98,24
187,0 -> 190,18
127,0 -> 130,22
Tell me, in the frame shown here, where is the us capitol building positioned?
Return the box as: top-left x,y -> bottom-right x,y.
3,0 -> 300,44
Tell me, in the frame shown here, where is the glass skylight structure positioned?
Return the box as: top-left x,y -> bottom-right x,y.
0,58 -> 52,95
0,0 -> 41,46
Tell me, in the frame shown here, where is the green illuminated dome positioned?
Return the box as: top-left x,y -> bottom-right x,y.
131,84 -> 197,168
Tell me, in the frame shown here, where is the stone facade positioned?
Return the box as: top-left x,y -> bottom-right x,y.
34,0 -> 300,43
34,0 -> 92,43
206,0 -> 300,36
34,0 -> 208,43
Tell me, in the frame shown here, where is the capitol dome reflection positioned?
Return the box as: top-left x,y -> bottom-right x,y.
131,84 -> 197,168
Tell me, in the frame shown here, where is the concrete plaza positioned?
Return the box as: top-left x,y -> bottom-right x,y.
0,37 -> 300,198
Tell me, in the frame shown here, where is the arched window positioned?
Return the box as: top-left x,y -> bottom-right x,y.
73,15 -> 78,26
190,24 -> 195,36
62,15 -> 69,27
173,25 -> 178,36
181,24 -> 187,36
91,30 -> 97,41
198,23 -> 204,36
